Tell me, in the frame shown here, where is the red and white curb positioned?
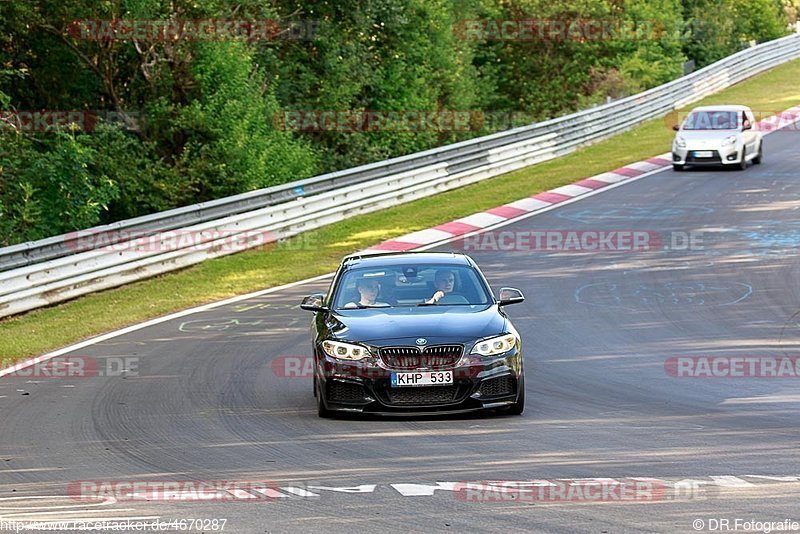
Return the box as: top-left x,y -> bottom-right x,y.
361,154 -> 673,253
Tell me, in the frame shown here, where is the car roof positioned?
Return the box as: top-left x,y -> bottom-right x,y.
341,251 -> 473,269
689,105 -> 751,112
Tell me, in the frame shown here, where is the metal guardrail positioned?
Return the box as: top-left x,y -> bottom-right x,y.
1,33 -> 799,318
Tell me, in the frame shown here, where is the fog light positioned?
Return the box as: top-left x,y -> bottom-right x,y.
672,153 -> 681,161
726,153 -> 737,161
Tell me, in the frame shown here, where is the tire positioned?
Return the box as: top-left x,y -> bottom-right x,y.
315,378 -> 332,418
673,164 -> 684,172
737,148 -> 747,170
753,142 -> 763,164
502,375 -> 525,415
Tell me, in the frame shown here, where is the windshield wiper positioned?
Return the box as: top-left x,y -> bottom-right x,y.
418,302 -> 480,306
348,303 -> 391,309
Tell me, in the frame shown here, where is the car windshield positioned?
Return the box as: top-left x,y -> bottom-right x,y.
682,110 -> 741,130
332,264 -> 492,309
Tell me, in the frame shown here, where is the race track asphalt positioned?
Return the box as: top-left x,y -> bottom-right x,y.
2,129 -> 800,533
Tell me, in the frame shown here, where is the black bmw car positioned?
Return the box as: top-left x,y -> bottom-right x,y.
300,251 -> 525,417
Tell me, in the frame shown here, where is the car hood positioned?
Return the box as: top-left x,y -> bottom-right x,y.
677,130 -> 740,141
328,305 -> 507,344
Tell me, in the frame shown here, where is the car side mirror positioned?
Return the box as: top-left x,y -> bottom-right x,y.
672,124 -> 680,131
497,287 -> 524,306
742,119 -> 752,130
300,293 -> 328,312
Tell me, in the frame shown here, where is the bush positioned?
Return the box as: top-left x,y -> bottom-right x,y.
0,130 -> 119,245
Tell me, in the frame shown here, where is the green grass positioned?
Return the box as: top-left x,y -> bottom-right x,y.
3,58 -> 800,367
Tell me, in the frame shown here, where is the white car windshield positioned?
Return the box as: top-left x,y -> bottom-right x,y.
683,110 -> 741,130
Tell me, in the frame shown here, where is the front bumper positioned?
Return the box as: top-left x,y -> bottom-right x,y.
672,145 -> 742,166
316,348 -> 523,415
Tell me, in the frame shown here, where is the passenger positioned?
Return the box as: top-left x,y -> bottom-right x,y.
425,269 -> 456,304
344,278 -> 390,308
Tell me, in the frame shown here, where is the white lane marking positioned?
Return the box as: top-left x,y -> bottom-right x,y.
673,476 -> 754,490
626,160 -> 665,172
393,228 -> 454,244
591,172 -> 631,184
747,475 -> 800,482
550,184 -> 593,197
306,485 -> 377,494
281,486 -> 319,497
390,482 -> 460,496
1,509 -> 140,518
0,495 -> 118,509
457,212 -> 507,227
506,198 -> 551,211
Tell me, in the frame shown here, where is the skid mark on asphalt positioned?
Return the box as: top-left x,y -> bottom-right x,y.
574,282 -> 753,310
178,316 -> 303,334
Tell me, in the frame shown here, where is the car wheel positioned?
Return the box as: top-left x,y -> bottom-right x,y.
502,376 -> 525,415
737,148 -> 747,170
315,378 -> 332,418
673,164 -> 684,172
753,142 -> 763,164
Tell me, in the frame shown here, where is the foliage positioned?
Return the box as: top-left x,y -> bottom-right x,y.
0,0 -> 792,245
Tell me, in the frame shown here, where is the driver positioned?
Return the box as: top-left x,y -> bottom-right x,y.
425,269 -> 456,304
344,278 -> 390,308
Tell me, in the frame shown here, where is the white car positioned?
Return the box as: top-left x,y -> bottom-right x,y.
671,105 -> 763,171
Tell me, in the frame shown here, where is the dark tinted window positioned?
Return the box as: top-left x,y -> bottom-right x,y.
333,264 -> 491,308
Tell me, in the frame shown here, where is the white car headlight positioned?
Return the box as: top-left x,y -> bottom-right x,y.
721,135 -> 736,146
675,136 -> 686,148
471,334 -> 517,357
322,340 -> 371,360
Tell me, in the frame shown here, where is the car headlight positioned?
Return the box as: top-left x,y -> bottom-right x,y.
471,334 -> 517,357
675,136 -> 686,148
321,340 -> 371,361
721,135 -> 736,146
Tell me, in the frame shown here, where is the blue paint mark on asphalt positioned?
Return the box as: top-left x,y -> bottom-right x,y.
556,206 -> 714,224
700,220 -> 800,257
740,229 -> 800,249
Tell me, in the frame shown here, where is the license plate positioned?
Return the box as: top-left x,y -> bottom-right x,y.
693,150 -> 713,158
391,371 -> 453,387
